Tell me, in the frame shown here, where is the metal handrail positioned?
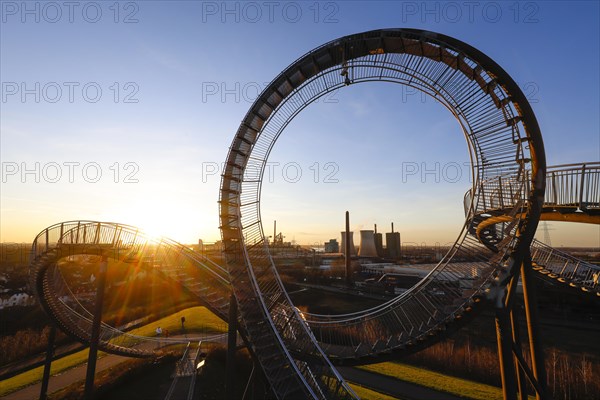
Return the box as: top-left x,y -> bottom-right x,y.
30,221 -> 231,357
468,162 -> 599,214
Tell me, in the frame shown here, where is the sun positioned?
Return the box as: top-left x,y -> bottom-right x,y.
107,198 -> 175,242
97,191 -> 216,245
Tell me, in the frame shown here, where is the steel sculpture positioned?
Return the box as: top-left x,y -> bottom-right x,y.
27,29 -> 600,400
219,28 -> 546,399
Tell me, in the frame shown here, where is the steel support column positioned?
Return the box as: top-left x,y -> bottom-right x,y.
510,306 -> 527,400
83,256 -> 108,400
39,324 -> 56,400
496,302 -> 518,400
521,253 -> 549,399
225,293 -> 238,400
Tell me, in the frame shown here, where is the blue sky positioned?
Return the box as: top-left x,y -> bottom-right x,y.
1,1 -> 599,246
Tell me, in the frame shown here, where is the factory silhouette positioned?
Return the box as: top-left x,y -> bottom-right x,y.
324,213 -> 401,259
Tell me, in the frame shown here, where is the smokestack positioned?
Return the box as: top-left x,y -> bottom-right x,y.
345,211 -> 352,285
274,220 -> 276,244
340,231 -> 356,255
374,224 -> 377,234
358,230 -> 378,257
391,222 -> 394,233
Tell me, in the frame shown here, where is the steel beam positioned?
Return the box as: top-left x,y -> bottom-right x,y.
225,293 -> 238,400
83,256 -> 108,400
496,303 -> 518,400
521,253 -> 549,400
39,324 -> 56,400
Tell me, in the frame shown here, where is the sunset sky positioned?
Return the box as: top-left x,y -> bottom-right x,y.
1,1 -> 599,247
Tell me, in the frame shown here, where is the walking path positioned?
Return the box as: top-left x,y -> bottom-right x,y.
339,366 -> 464,400
0,334 -> 223,400
3,354 -> 462,400
2,351 -> 131,400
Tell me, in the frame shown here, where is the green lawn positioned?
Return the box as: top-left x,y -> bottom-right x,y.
359,362 -> 535,400
0,348 -> 105,396
1,307 -> 533,400
126,306 -> 227,337
348,382 -> 401,400
0,306 -> 225,397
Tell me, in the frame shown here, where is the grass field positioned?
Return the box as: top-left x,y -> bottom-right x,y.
359,362 -> 535,400
0,306 -> 225,397
0,348 -> 104,396
348,382 -> 401,400
126,306 -> 227,337
0,305 -> 537,400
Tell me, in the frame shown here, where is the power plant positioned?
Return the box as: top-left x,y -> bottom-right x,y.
358,230 -> 378,257
374,224 -> 384,257
342,213 -> 401,259
386,222 -> 401,259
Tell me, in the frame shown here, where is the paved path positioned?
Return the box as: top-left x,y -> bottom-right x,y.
4,342 -> 462,400
0,343 -> 86,381
1,334 -> 224,400
339,366 -> 464,400
2,351 -> 131,400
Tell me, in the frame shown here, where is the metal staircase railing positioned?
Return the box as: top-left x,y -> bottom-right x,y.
30,160 -> 598,364
30,221 -> 231,357
219,28 -> 547,397
466,162 -> 600,295
164,341 -> 205,400
27,28 -> 597,400
28,162 -> 597,395
530,239 -> 600,295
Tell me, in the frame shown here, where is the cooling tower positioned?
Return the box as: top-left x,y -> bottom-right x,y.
340,231 -> 356,256
358,230 -> 378,257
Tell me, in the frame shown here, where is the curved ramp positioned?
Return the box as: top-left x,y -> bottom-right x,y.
468,162 -> 600,296
30,221 -> 231,357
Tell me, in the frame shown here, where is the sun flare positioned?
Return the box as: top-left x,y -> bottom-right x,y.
114,198 -> 175,242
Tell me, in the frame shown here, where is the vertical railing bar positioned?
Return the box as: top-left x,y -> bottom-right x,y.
551,172 -> 557,205
499,176 -> 504,209
578,164 -> 586,209
112,226 -> 119,246
75,221 -> 81,244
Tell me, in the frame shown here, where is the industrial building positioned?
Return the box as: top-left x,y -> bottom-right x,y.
324,239 -> 339,253
374,224 -> 384,258
386,222 -> 401,259
340,216 -> 402,260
